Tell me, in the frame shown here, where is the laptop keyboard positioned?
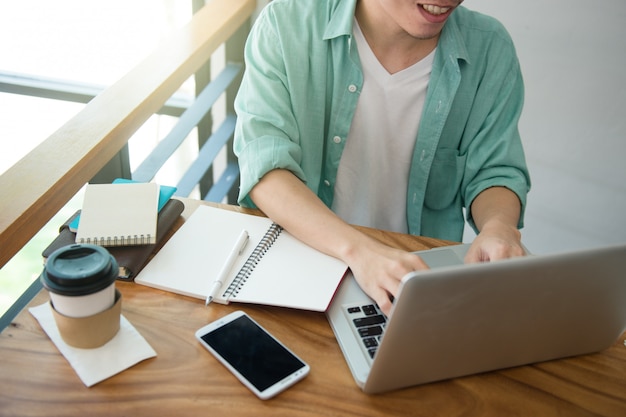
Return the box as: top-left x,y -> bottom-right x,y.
345,304 -> 388,359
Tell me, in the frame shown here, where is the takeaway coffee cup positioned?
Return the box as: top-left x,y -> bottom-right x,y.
41,243 -> 121,348
42,243 -> 118,317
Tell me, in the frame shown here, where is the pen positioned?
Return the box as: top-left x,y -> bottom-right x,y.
205,229 -> 249,306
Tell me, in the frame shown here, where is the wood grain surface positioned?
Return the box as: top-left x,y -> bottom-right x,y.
1,202 -> 625,417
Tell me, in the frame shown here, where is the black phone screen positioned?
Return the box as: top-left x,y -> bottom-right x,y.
200,315 -> 306,392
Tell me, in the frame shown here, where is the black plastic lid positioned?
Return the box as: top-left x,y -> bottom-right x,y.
41,244 -> 118,296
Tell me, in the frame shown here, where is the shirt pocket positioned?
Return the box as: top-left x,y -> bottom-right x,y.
424,148 -> 466,211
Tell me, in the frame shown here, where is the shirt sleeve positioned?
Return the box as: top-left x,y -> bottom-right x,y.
462,42 -> 531,233
233,7 -> 307,208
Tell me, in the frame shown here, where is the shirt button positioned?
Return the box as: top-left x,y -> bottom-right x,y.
324,180 -> 331,187
348,84 -> 357,93
333,136 -> 341,144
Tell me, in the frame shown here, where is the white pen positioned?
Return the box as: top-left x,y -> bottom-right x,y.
205,229 -> 249,306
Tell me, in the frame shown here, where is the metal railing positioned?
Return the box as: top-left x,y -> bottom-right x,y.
0,0 -> 257,331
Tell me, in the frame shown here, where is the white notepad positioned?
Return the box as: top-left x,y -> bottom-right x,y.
75,183 -> 159,246
135,205 -> 348,311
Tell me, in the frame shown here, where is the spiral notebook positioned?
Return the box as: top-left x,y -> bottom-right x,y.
134,205 -> 348,311
75,182 -> 159,246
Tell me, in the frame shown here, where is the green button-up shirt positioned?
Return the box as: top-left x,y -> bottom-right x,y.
234,0 -> 530,242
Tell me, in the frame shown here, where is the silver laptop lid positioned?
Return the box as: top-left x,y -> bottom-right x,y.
328,244 -> 626,394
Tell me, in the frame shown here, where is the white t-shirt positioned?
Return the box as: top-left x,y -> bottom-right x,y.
332,21 -> 435,233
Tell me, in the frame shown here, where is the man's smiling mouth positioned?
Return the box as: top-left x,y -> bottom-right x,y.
421,4 -> 451,15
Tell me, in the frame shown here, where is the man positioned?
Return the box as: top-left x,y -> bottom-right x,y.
234,0 -> 531,315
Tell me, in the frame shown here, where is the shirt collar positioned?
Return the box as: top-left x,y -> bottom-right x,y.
438,7 -> 471,65
323,0 -> 358,40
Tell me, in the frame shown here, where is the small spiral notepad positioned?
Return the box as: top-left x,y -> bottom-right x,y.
75,183 -> 159,247
135,205 -> 348,311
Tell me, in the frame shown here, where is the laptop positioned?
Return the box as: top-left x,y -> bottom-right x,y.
326,243 -> 626,394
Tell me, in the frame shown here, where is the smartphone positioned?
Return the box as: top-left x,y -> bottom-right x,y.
195,311 -> 310,399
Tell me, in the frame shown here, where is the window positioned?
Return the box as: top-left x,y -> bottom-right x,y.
0,0 -> 194,316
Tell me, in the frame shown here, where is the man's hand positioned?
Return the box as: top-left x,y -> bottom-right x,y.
466,187 -> 525,263
465,219 -> 525,263
345,239 -> 429,316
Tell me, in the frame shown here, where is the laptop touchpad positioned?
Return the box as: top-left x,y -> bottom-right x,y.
417,247 -> 465,268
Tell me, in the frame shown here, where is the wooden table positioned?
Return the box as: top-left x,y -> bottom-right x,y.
1,201 -> 626,416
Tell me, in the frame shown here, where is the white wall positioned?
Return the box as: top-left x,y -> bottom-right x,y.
463,0 -> 626,254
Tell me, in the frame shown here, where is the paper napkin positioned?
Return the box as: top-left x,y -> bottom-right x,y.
30,302 -> 157,387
